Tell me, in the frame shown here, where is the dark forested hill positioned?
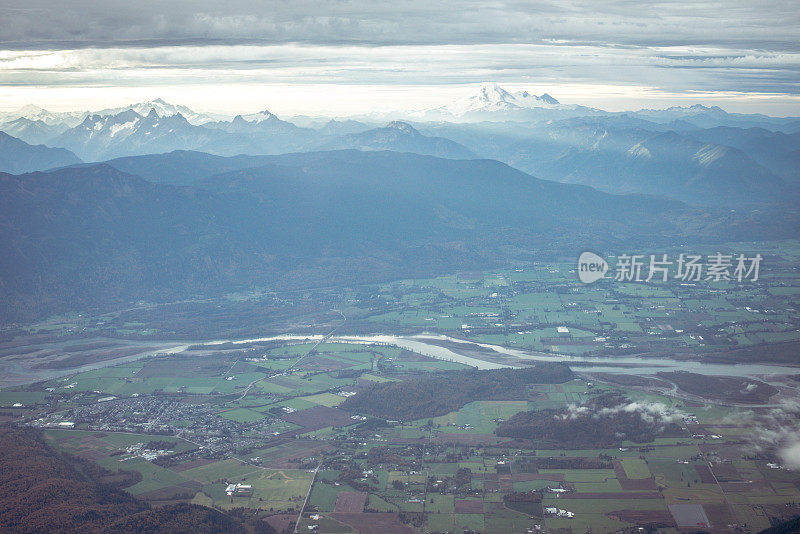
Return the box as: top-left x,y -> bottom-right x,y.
0,164 -> 247,322
102,150 -> 276,186
0,425 -> 269,533
340,364 -> 574,420
0,150 -> 793,323
494,393 -> 684,448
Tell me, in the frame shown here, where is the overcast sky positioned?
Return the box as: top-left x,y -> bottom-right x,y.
1,0 -> 798,115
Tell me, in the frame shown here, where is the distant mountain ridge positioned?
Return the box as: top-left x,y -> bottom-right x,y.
418,116 -> 798,206
0,104 -> 88,127
3,88 -> 799,132
0,132 -> 81,174
1,87 -> 798,208
0,117 -> 70,145
1,149 -> 735,323
319,121 -> 475,159
42,108 -> 477,163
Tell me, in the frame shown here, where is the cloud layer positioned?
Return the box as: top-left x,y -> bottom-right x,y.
0,1 -> 798,114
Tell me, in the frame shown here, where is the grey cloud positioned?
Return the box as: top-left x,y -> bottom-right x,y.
0,1 -> 797,106
1,42 -> 798,95
1,1 -> 798,51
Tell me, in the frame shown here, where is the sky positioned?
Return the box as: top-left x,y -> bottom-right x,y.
1,0 -> 799,116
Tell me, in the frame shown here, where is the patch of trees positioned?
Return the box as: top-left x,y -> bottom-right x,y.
338,467 -> 377,492
145,439 -> 177,450
534,457 -> 613,470
503,491 -> 542,503
454,467 -> 472,489
0,425 -> 273,533
323,457 -> 378,491
761,514 -> 800,534
495,393 -> 682,448
334,369 -> 364,379
62,451 -> 142,489
340,364 -> 573,420
150,448 -> 199,469
426,467 -> 472,495
104,503 -> 271,534
353,418 -> 395,432
399,511 -> 425,528
502,492 -> 543,517
365,445 -> 422,471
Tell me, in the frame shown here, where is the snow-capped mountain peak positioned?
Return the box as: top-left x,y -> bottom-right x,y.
630,104 -> 730,124
451,83 -> 520,114
0,100 -> 220,129
50,108 -> 212,161
76,109 -> 144,140
385,121 -> 418,134
239,109 -> 280,123
414,82 -> 570,121
538,93 -> 560,105
475,82 -> 515,102
95,99 -> 218,125
17,104 -> 46,115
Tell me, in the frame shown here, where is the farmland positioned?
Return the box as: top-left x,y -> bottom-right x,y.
1,239 -> 800,532
5,337 -> 798,532
8,240 -> 800,370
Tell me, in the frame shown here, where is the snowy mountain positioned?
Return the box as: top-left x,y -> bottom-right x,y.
0,104 -> 87,128
238,110 -> 282,124
210,109 -> 307,134
414,83 -> 601,122
447,83 -> 560,114
632,104 -> 726,121
0,117 -> 70,145
95,99 -> 225,125
49,109 -> 255,161
0,99 -> 223,130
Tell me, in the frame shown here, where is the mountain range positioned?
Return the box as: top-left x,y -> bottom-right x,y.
5,149 -> 770,324
47,109 -> 260,161
420,117 -> 795,206
1,83 -> 799,209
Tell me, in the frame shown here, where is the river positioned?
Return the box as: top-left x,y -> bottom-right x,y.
205,332 -> 800,378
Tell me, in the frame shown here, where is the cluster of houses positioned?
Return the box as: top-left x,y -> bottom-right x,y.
124,442 -> 172,461
225,482 -> 252,497
544,506 -> 575,518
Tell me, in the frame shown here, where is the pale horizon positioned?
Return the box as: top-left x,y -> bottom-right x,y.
2,82 -> 800,119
